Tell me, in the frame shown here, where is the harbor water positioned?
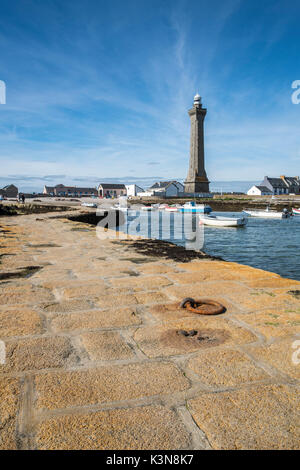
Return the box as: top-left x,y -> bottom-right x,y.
195,212 -> 300,281
119,210 -> 300,281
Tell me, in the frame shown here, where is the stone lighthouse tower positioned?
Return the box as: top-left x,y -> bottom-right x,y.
184,94 -> 210,194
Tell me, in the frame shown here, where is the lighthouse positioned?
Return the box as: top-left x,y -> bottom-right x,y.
184,94 -> 210,194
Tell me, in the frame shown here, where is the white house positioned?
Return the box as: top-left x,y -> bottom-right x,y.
247,185 -> 273,196
139,181 -> 184,198
125,184 -> 144,197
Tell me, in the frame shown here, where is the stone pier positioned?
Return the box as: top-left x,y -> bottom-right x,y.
0,210 -> 299,449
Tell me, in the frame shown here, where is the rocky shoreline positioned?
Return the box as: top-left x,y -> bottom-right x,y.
130,195 -> 300,212
1,194 -> 300,218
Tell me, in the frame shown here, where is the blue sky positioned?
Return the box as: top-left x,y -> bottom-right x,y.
0,0 -> 299,192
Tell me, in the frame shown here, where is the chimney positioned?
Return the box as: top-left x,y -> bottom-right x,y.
280,175 -> 285,180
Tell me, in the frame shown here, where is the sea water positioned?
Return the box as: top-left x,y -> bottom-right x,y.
119,211 -> 300,281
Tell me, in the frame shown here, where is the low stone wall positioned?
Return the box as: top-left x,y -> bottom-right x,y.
130,196 -> 299,212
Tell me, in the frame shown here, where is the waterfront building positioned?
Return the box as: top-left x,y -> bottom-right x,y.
247,185 -> 273,196
0,184 -> 18,198
125,184 -> 144,197
43,184 -> 97,197
98,183 -> 126,198
279,176 -> 300,194
260,176 -> 300,195
139,181 -> 184,198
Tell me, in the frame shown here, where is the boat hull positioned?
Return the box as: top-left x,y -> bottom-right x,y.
243,210 -> 285,218
292,208 -> 300,216
180,207 -> 212,214
179,202 -> 212,214
199,215 -> 247,227
81,203 -> 97,208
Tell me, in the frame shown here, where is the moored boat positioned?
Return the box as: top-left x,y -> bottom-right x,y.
199,214 -> 247,227
140,204 -> 158,211
113,204 -> 129,212
81,202 -> 98,208
164,204 -> 181,212
243,207 -> 290,218
292,208 -> 300,216
158,204 -> 168,210
179,201 -> 212,213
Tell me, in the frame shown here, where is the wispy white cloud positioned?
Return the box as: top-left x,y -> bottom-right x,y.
0,0 -> 299,192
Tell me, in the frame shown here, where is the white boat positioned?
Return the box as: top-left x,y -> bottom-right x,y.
292,208 -> 300,216
81,202 -> 98,208
164,205 -> 181,212
199,214 -> 248,227
179,201 -> 212,213
243,207 -> 289,218
113,204 -> 129,212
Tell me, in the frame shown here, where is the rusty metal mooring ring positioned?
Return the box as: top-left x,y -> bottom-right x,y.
180,297 -> 225,315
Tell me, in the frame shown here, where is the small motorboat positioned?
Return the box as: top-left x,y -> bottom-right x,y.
199,214 -> 248,227
141,205 -> 155,211
164,205 -> 181,212
113,203 -> 129,212
243,207 -> 290,218
179,201 -> 212,214
292,208 -> 300,216
81,202 -> 98,208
